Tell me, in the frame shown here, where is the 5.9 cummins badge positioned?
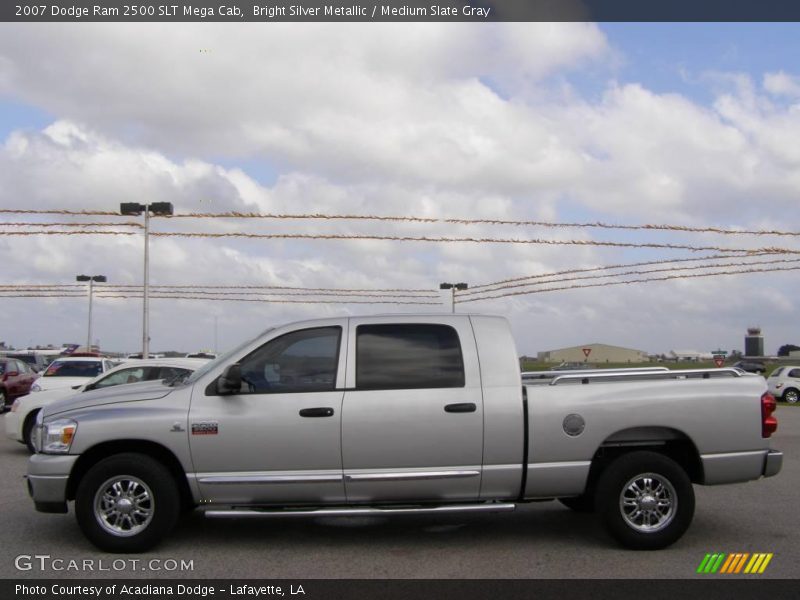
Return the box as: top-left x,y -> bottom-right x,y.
191,422 -> 219,435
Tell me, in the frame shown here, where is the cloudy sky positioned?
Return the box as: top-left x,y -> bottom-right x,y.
1,22 -> 799,356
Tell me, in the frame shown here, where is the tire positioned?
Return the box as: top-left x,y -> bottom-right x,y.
0,389 -> 6,409
595,451 -> 694,550
783,388 -> 799,404
75,453 -> 179,553
559,494 -> 595,513
23,410 -> 39,454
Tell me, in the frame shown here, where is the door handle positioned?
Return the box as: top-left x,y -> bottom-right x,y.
444,403 -> 476,413
299,407 -> 335,418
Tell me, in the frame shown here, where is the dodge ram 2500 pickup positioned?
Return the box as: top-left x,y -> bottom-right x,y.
26,314 -> 782,553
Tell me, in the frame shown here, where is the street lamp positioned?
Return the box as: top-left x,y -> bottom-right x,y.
76,275 -> 107,351
439,282 -> 468,313
120,202 -> 174,359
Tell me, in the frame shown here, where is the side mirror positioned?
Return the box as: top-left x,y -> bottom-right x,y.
217,364 -> 242,395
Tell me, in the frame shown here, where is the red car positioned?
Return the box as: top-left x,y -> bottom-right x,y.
0,357 -> 38,409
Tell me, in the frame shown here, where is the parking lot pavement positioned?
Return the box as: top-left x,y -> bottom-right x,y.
1,407 -> 797,580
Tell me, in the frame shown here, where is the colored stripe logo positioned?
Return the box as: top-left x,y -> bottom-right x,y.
696,553 -> 773,574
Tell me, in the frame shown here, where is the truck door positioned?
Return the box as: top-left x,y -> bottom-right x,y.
342,318 -> 484,503
189,323 -> 347,505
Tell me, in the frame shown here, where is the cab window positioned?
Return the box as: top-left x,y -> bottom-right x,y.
356,324 -> 465,390
234,327 -> 341,394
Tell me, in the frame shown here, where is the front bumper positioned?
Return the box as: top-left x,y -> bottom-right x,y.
27,453 -> 79,513
4,409 -> 21,442
763,449 -> 783,478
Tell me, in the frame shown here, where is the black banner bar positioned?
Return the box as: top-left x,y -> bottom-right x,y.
3,579 -> 800,600
4,0 -> 800,23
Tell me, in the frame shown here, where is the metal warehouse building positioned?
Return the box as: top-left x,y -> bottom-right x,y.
537,343 -> 649,364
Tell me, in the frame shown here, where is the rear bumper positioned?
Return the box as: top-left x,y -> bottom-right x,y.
701,449 -> 782,484
763,450 -> 783,478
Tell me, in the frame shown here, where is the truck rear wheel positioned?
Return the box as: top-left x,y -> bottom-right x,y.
595,451 -> 694,550
75,453 -> 179,553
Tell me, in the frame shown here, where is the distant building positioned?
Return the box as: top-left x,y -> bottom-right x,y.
669,350 -> 714,362
537,343 -> 648,364
745,327 -> 764,357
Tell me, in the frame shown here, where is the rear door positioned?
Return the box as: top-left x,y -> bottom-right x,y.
341,317 -> 484,503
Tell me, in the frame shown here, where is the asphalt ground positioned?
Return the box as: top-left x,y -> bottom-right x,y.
0,407 -> 797,580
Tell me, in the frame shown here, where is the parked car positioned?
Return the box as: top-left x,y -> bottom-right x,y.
30,357 -> 117,393
0,358 -> 38,409
2,352 -> 52,373
733,360 -> 766,374
7,358 -> 206,452
27,315 -> 781,553
554,362 -> 597,370
767,366 -> 800,403
185,352 -> 217,359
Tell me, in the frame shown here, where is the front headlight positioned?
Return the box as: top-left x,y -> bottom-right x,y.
41,419 -> 78,454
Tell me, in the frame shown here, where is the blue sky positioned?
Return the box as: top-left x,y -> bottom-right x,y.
602,23 -> 800,101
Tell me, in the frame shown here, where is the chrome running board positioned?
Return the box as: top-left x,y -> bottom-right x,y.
204,503 -> 516,519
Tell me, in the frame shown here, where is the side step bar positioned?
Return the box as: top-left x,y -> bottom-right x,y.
205,503 -> 516,519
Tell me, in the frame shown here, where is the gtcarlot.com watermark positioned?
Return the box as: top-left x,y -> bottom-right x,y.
15,554 -> 194,572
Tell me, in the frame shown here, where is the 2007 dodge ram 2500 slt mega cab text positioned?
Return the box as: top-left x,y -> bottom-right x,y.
26,314 -> 782,552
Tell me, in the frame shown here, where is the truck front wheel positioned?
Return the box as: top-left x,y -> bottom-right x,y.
595,451 -> 694,550
75,453 -> 179,553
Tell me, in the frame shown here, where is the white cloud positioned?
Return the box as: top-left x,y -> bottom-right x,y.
0,24 -> 799,355
763,71 -> 800,99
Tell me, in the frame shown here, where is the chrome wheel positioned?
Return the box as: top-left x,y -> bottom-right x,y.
784,389 -> 799,404
619,473 -> 677,533
94,475 -> 154,537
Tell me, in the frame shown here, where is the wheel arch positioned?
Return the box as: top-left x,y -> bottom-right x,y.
781,386 -> 799,401
66,440 -> 194,510
588,426 -> 704,486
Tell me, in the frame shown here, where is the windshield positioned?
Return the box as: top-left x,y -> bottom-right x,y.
43,360 -> 103,378
180,328 -> 274,386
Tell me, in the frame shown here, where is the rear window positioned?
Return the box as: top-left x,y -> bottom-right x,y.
771,367 -> 784,377
44,361 -> 103,378
356,324 -> 465,390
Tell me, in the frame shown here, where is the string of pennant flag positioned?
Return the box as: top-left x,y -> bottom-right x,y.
1,207 -> 799,306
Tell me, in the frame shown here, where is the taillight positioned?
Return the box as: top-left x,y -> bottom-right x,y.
761,392 -> 778,438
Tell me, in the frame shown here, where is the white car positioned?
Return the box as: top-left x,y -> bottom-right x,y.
30,356 -> 117,393
6,358 -> 206,452
767,365 -> 800,404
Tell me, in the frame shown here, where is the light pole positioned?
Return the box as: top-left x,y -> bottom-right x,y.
439,282 -> 468,313
76,274 -> 106,351
120,202 -> 174,359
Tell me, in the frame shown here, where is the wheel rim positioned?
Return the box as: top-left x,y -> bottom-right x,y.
619,472 -> 677,533
93,475 -> 155,537
785,390 -> 799,404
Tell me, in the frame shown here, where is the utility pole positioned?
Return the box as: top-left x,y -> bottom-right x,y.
120,202 -> 174,358
76,274 -> 106,351
439,282 -> 468,313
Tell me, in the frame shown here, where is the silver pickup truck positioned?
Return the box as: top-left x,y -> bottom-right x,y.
26,314 -> 782,553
